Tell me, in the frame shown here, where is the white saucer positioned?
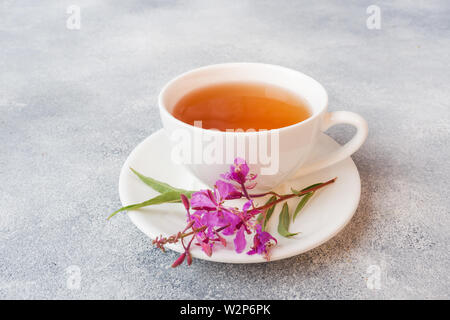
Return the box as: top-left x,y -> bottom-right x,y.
118,129 -> 361,263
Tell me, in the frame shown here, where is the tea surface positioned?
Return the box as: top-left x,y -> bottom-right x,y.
172,82 -> 311,131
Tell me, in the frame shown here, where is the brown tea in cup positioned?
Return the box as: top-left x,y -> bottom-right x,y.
172,82 -> 311,131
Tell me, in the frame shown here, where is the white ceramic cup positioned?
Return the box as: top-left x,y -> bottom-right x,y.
159,63 -> 368,191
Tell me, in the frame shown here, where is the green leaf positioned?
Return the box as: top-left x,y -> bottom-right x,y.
257,196 -> 277,230
291,183 -> 322,195
130,167 -> 195,196
263,202 -> 277,231
108,191 -> 183,220
293,192 -> 314,221
277,203 -> 299,238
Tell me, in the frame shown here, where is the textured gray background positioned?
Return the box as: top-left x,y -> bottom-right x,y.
1,0 -> 449,299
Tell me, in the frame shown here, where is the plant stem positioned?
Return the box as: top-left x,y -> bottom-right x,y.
180,223 -> 231,240
253,177 -> 337,211
249,191 -> 281,198
240,182 -> 251,201
180,226 -> 207,238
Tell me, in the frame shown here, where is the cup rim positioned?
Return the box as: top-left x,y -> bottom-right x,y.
158,62 -> 328,135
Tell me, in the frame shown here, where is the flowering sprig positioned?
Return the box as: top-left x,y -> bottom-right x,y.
110,158 -> 336,267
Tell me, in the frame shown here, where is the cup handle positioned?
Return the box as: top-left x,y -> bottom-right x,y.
292,111 -> 368,179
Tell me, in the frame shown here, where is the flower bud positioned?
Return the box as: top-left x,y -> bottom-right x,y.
171,252 -> 186,268
180,194 -> 190,210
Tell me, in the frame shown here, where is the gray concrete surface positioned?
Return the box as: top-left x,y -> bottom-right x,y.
1,0 -> 449,299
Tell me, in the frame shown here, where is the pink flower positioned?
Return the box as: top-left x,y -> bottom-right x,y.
167,157 -> 280,265
247,224 -> 277,256
215,180 -> 242,200
221,158 -> 256,185
190,190 -> 217,211
216,209 -> 242,236
200,208 -> 235,235
191,181 -> 242,211
234,225 -> 246,253
239,199 -> 261,221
